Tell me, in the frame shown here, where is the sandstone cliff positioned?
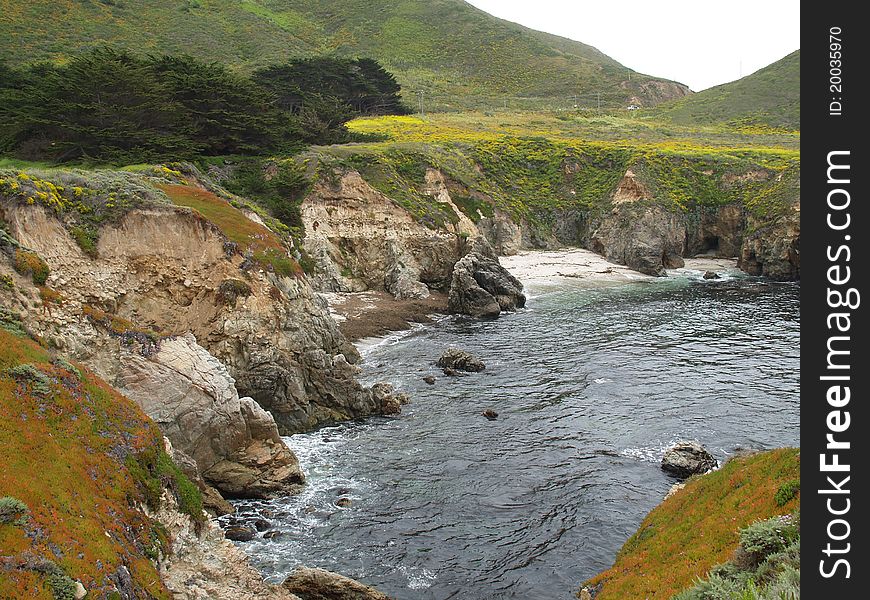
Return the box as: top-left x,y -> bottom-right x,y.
300,156 -> 799,286
0,169 -> 402,493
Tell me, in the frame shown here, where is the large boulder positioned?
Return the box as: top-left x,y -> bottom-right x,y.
370,382 -> 409,415
738,203 -> 800,281
116,333 -> 305,499
588,203 -> 686,277
437,348 -> 485,372
447,237 -> 525,318
661,441 -> 718,478
283,567 -> 392,600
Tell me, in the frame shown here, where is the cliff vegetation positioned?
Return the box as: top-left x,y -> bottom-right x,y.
0,318 -> 202,599
582,448 -> 800,599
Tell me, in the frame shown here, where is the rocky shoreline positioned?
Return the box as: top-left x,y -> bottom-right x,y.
1,157 -> 799,598
322,289 -> 449,341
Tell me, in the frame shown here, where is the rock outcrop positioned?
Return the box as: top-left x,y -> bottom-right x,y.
447,237 -> 525,317
152,490 -> 301,600
117,333 -> 304,499
370,381 -> 409,415
661,441 -> 718,478
301,171 -> 461,296
586,171 -> 686,276
436,348 -> 485,372
283,567 -> 392,600
0,198 -> 397,437
738,204 -> 800,280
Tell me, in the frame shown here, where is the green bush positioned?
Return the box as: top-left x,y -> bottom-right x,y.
6,363 -> 52,396
45,566 -> 77,600
69,226 -> 98,257
51,356 -> 83,381
216,278 -> 252,307
223,158 -> 312,229
12,249 -> 49,285
739,514 -> 799,564
774,480 -> 800,507
674,515 -> 800,600
0,496 -> 29,525
127,446 -> 205,528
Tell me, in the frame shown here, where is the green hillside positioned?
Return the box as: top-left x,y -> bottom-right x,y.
583,449 -> 800,599
0,0 -> 688,109
656,50 -> 800,130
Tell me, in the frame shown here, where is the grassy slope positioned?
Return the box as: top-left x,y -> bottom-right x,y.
0,325 -> 177,598
0,0 -> 685,108
305,114 -> 799,229
655,50 -> 800,130
584,449 -> 800,599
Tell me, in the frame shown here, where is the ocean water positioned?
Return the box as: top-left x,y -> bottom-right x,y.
225,267 -> 799,599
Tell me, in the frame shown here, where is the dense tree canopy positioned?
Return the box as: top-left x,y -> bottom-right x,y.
0,48 -> 407,163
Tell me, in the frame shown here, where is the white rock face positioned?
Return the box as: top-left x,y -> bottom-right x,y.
117,333 -> 304,498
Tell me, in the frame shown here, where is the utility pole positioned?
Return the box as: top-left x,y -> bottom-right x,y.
418,90 -> 425,118
596,91 -> 601,112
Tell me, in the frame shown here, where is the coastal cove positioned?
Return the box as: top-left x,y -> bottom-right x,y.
224,252 -> 800,599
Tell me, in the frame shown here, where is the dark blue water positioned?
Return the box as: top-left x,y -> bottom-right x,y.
228,268 -> 799,599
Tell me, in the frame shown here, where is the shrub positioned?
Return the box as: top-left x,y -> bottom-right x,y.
255,249 -> 303,279
0,273 -> 13,289
45,565 -> 78,600
12,249 -> 49,284
51,356 -> 82,381
738,514 -> 799,566
774,480 -> 800,507
0,307 -> 27,337
127,446 -> 205,528
69,226 -> 99,257
0,496 -> 29,525
674,515 -> 800,600
223,158 -> 312,229
6,363 -> 52,396
216,278 -> 252,307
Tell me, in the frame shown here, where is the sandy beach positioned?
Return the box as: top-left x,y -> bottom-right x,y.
321,248 -> 743,339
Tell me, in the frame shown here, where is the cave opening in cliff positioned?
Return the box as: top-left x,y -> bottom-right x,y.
699,235 -> 720,255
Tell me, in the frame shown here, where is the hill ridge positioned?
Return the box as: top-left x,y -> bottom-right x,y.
0,0 -> 689,109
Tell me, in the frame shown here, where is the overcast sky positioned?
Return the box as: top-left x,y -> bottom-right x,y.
464,0 -> 800,91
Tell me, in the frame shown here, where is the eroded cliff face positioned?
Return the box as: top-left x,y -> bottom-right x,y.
151,487 -> 302,600
1,196 -> 395,441
738,203 -> 800,280
302,170 -> 462,297
301,164 -> 800,285
117,334 -> 305,500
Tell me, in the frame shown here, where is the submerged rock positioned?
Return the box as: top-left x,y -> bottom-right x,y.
422,375 -> 436,385
335,498 -> 352,508
283,566 -> 392,600
661,441 -> 718,478
703,271 -> 720,280
448,237 -> 525,318
482,409 -> 498,420
437,348 -> 485,372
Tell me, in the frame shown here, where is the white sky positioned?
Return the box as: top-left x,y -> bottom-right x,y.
464,0 -> 800,91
